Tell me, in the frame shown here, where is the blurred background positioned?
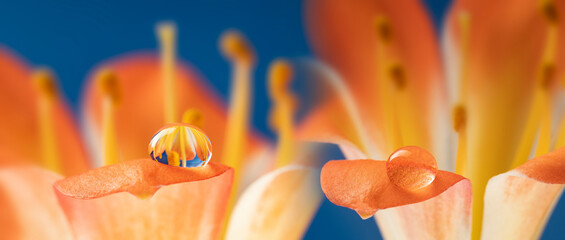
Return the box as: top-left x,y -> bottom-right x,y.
0,0 -> 562,239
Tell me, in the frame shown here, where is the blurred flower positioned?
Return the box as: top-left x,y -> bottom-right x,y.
299,0 -> 565,239
0,23 -> 321,239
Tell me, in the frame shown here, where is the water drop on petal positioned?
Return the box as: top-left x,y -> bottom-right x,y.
386,146 -> 438,191
148,123 -> 212,167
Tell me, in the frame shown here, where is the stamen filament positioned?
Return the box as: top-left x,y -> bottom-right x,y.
33,68 -> 62,173
218,30 -> 255,239
220,31 -> 255,190
97,69 -> 121,166
511,5 -> 558,167
375,16 -> 403,153
157,23 -> 178,124
268,59 -> 296,168
454,12 -> 470,176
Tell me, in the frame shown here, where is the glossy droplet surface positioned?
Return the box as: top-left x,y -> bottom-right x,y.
386,146 -> 438,191
148,123 -> 212,167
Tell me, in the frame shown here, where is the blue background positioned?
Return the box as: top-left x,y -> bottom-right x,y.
0,0 -> 562,239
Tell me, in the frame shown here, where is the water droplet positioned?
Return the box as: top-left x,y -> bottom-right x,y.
386,146 -> 438,191
148,123 -> 212,167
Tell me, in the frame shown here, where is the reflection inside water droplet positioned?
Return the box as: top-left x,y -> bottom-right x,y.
148,123 -> 212,167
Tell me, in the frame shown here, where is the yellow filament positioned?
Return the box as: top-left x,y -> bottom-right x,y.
157,22 -> 178,124
375,16 -> 402,152
32,68 -> 62,173
454,12 -> 470,176
97,69 -> 121,166
535,82 -> 552,156
220,31 -> 255,185
511,11 -> 558,168
218,30 -> 255,239
268,59 -> 296,168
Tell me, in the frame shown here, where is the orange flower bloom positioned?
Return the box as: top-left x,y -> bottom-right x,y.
300,0 -> 565,239
0,23 -> 321,239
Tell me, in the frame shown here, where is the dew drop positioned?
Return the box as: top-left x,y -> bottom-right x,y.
386,146 -> 438,191
148,123 -> 212,167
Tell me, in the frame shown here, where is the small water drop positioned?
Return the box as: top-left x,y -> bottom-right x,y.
148,123 -> 212,167
386,146 -> 438,191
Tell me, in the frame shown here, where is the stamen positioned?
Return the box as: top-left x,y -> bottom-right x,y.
219,30 -> 255,191
157,22 -> 178,124
454,11 -> 470,176
452,104 -> 467,175
268,59 -> 296,168
511,2 -> 558,167
374,15 -> 402,152
534,64 -> 555,156
540,0 -> 558,25
97,68 -> 121,166
218,30 -> 255,239
32,68 -> 61,173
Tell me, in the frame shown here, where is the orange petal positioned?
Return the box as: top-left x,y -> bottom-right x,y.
0,166 -> 72,239
375,178 -> 471,240
226,166 -> 322,240
303,0 -> 448,162
82,53 -> 266,166
298,100 -> 371,160
482,147 -> 565,239
321,159 -> 468,217
54,159 -> 233,239
0,47 -> 89,175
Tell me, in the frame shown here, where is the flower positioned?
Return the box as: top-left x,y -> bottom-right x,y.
299,0 -> 565,239
0,23 -> 322,239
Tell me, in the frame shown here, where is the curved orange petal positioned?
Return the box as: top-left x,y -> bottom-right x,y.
226,166 -> 322,240
321,159 -> 468,217
298,99 -> 372,160
303,0 -> 448,164
375,178 -> 471,240
0,166 -> 72,239
54,159 -> 233,239
482,147 -> 565,239
0,47 -> 89,175
82,53 -> 266,167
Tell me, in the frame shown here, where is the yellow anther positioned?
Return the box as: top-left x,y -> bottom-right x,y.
220,31 -> 255,65
97,68 -> 121,166
32,68 -> 62,173
157,22 -> 178,124
268,59 -> 296,168
374,16 -> 393,45
268,59 -> 293,99
32,68 -> 58,101
540,0 -> 558,24
182,108 -> 204,129
389,63 -> 406,91
96,68 -> 121,105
